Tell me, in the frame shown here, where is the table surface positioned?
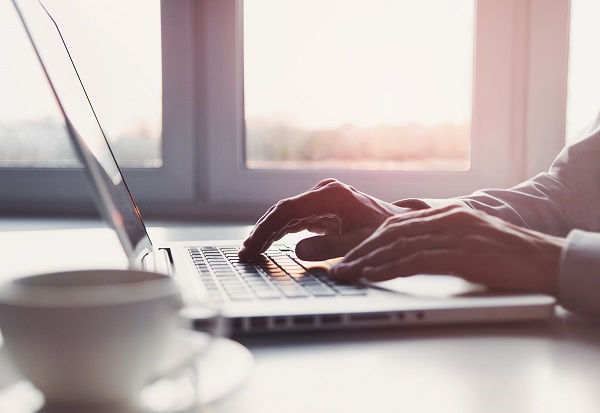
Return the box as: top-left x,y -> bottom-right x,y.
1,218 -> 600,413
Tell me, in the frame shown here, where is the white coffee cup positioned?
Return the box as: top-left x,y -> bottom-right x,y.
0,269 -> 194,412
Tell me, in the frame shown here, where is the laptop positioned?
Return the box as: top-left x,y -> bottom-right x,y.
12,0 -> 555,335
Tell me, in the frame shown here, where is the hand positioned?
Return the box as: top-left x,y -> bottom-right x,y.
238,179 -> 413,261
331,205 -> 566,295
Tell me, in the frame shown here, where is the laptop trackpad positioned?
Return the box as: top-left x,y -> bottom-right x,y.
371,275 -> 488,298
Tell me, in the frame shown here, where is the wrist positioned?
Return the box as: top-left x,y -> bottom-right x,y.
540,234 -> 567,297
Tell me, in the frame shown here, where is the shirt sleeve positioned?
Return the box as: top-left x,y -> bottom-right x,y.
560,230 -> 600,318
396,113 -> 600,318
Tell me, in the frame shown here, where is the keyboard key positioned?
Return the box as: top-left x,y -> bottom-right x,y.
291,272 -> 316,280
251,283 -> 276,291
267,272 -> 290,279
297,278 -> 323,286
189,244 -> 373,302
305,285 -> 337,297
254,289 -> 282,299
278,287 -> 309,298
217,283 -> 239,291
235,266 -> 259,273
228,292 -> 254,301
272,279 -> 295,286
246,281 -> 270,289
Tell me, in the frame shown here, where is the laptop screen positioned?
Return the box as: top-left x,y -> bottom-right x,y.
13,0 -> 153,261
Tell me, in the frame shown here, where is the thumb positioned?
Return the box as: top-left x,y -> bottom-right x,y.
295,229 -> 373,261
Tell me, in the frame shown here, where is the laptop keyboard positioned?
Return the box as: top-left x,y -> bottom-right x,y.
188,245 -> 367,303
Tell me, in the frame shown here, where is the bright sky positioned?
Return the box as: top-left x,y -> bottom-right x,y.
1,0 -> 598,140
244,0 -> 474,129
0,0 -> 162,141
566,0 -> 600,141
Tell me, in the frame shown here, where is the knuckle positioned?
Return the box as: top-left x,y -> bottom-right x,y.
326,180 -> 346,190
380,225 -> 403,242
316,178 -> 339,188
375,243 -> 397,258
324,181 -> 353,199
383,214 -> 403,226
274,198 -> 294,214
383,215 -> 396,226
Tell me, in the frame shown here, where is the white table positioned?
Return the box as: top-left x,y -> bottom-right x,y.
1,219 -> 600,413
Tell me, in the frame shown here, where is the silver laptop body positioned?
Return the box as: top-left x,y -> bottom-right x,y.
12,0 -> 555,335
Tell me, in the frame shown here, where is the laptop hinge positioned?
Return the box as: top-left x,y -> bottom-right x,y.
140,248 -> 172,275
154,248 -> 172,275
141,252 -> 155,272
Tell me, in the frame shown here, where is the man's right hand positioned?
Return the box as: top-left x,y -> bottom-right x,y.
238,179 -> 412,261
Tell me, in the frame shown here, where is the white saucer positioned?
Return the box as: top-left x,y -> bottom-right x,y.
0,331 -> 254,413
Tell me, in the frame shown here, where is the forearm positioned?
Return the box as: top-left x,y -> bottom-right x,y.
400,126 -> 600,236
425,173 -> 575,236
396,175 -> 573,237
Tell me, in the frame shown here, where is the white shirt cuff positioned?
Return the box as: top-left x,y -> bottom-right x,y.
559,229 -> 600,318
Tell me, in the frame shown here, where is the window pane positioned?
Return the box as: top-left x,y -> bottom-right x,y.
566,0 -> 600,143
243,0 -> 473,171
0,0 -> 162,167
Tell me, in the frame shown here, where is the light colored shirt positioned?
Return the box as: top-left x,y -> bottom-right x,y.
410,112 -> 600,318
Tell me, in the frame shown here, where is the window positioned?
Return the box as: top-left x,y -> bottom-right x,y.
244,0 -> 473,172
566,0 -> 600,142
0,0 -> 573,219
0,0 -> 77,167
0,0 -> 195,213
0,0 -> 162,167
201,0 -> 569,211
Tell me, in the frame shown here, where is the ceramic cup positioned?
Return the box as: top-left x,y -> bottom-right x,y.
0,269 -> 191,412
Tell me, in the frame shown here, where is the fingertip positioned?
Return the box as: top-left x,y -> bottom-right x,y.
238,245 -> 258,261
362,266 -> 375,279
237,247 -> 250,261
295,240 -> 314,260
330,262 -> 348,278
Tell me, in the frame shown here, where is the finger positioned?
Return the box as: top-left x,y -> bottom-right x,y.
252,215 -> 341,258
332,234 -> 449,280
344,230 -> 511,284
342,206 -> 470,262
302,217 -> 341,234
267,216 -> 340,250
248,203 -> 277,236
361,248 -> 457,282
249,179 -> 337,236
374,204 -> 459,231
311,178 -> 341,190
241,186 -> 347,258
238,205 -> 276,260
295,229 -> 373,261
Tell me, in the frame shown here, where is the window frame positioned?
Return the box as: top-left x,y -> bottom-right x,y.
0,0 -> 571,220
0,0 -> 197,215
200,0 -> 570,211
